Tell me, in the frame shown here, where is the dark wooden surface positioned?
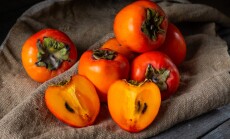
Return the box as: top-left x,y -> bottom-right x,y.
153,104 -> 230,139
0,0 -> 229,138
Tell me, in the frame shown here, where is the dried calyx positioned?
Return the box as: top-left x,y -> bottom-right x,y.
127,80 -> 140,86
92,49 -> 117,60
50,78 -> 71,87
141,8 -> 165,41
35,37 -> 70,70
145,64 -> 170,91
127,79 -> 151,87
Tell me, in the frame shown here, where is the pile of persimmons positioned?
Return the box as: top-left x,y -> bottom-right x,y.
21,0 -> 186,133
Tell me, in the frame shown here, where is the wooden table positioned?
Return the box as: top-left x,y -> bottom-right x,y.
0,0 -> 229,138
153,104 -> 230,138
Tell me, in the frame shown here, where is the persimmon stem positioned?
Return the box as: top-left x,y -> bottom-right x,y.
141,8 -> 165,41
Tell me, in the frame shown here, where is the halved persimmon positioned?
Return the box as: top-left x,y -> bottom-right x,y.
101,37 -> 136,61
45,74 -> 100,127
107,80 -> 161,132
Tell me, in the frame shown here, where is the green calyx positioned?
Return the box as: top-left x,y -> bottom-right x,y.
35,37 -> 70,70
141,8 -> 165,41
145,64 -> 170,91
92,49 -> 117,60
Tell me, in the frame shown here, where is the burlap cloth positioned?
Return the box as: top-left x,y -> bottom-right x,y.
1,0 -> 230,138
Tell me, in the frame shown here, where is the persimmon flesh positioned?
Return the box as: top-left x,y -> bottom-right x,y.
108,80 -> 161,132
45,74 -> 100,127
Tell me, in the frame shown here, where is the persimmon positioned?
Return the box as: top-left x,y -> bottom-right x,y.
114,0 -> 168,53
45,74 -> 100,127
101,37 -> 136,61
78,48 -> 130,102
131,51 -> 180,100
108,80 -> 161,132
21,28 -> 77,83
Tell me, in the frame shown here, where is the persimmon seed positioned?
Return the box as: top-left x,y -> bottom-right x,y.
65,102 -> 75,113
137,101 -> 141,112
136,101 -> 148,114
142,103 -> 148,114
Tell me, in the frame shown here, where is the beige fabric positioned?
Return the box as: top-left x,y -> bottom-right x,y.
1,0 -> 230,138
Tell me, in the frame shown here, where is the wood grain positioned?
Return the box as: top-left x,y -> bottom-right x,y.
151,104 -> 230,138
202,119 -> 230,139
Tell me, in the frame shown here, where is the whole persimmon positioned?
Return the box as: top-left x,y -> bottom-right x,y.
45,74 -> 100,127
21,28 -> 77,83
78,48 -> 130,102
114,0 -> 168,53
101,37 -> 136,61
131,51 -> 180,100
158,23 -> 186,66
108,79 -> 161,132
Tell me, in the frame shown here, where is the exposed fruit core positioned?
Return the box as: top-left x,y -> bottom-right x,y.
63,83 -> 90,121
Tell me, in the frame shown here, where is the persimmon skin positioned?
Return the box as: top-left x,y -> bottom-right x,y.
45,74 -> 100,127
158,23 -> 186,66
108,80 -> 161,132
131,51 -> 180,100
101,37 -> 136,61
21,28 -> 77,83
78,49 -> 130,102
114,0 -> 168,53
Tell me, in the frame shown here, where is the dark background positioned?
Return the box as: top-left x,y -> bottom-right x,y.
0,0 -> 230,44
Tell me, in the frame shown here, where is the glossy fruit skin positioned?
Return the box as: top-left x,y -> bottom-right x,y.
21,28 -> 77,83
108,80 -> 161,132
45,74 -> 100,127
114,0 -> 168,53
78,49 -> 130,102
158,23 -> 186,66
101,37 -> 136,61
131,51 -> 180,100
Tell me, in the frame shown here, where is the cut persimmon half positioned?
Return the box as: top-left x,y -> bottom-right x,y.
45,74 -> 100,127
108,80 -> 161,132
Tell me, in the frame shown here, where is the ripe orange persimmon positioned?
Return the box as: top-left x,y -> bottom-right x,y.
108,80 -> 161,132
114,0 -> 168,53
78,48 -> 130,102
21,28 -> 77,83
101,37 -> 136,61
45,74 -> 100,127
